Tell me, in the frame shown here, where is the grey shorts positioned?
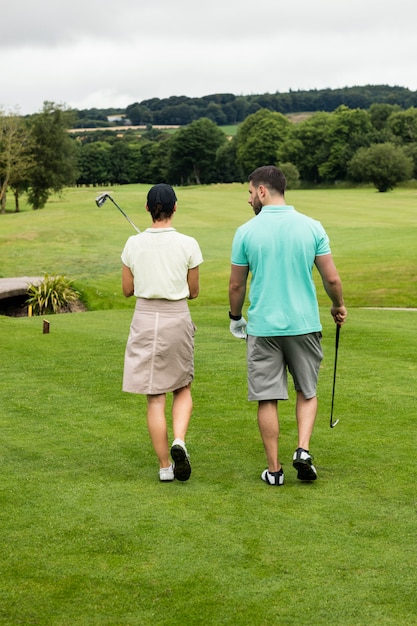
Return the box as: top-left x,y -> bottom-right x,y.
247,333 -> 323,401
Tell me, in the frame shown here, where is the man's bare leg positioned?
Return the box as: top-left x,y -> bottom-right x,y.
257,399 -> 281,472
296,392 -> 317,451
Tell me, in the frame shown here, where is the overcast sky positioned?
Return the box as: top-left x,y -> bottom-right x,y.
2,0 -> 416,115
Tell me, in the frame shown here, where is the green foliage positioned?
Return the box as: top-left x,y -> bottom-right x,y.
126,102 -> 153,125
318,106 -> 375,181
281,111 -> 333,183
0,112 -> 34,213
368,103 -> 401,130
215,139 -> 244,183
26,102 -> 78,209
168,118 -> 227,184
26,273 -> 80,315
403,142 -> 417,178
279,161 -> 301,189
348,142 -> 414,191
67,102 -> 417,189
387,107 -> 417,143
72,85 -> 417,128
2,90 -> 417,209
76,140 -> 111,186
236,109 -> 291,173
109,141 -> 135,185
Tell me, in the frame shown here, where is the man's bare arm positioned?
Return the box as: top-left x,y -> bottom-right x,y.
229,264 -> 249,316
315,254 -> 347,325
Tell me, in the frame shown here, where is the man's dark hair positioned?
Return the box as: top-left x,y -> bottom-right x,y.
248,166 -> 287,194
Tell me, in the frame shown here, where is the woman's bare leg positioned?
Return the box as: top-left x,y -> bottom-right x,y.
146,394 -> 170,468
172,385 -> 193,442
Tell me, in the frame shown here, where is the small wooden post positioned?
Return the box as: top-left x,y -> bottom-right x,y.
28,305 -> 33,317
43,319 -> 50,334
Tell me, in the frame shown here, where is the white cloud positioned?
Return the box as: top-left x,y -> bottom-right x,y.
2,0 -> 416,114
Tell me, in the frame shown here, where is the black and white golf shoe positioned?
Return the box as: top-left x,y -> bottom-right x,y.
170,439 -> 191,481
261,468 -> 284,486
292,448 -> 317,481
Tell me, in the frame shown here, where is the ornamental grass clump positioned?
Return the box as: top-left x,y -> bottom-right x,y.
26,273 -> 80,315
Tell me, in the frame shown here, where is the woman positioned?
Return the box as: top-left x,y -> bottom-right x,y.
121,183 -> 203,482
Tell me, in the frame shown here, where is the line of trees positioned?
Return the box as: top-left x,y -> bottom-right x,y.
73,104 -> 417,192
1,95 -> 417,213
72,85 -> 417,128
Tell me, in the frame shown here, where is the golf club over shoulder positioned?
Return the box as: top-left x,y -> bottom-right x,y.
95,192 -> 141,233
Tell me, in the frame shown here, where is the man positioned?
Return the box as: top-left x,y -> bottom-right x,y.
228,166 -> 347,486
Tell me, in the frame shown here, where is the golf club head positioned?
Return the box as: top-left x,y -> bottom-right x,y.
95,192 -> 111,208
330,419 -> 339,429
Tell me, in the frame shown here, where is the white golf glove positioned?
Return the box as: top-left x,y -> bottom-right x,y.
229,317 -> 247,339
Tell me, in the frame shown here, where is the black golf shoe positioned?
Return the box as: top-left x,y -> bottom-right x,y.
170,440 -> 191,481
292,448 -> 317,481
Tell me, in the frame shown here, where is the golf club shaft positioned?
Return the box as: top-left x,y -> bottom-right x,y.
95,192 -> 140,233
108,197 -> 140,233
330,323 -> 341,428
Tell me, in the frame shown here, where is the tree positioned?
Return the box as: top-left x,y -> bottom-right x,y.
125,143 -> 143,183
77,141 -> 112,186
318,106 -> 374,182
109,141 -> 133,185
368,103 -> 401,131
125,103 -> 152,125
279,162 -> 300,189
144,139 -> 171,183
215,138 -> 243,183
0,110 -> 34,213
235,109 -> 291,175
387,107 -> 417,143
205,102 -> 227,125
154,103 -> 197,126
168,118 -> 226,185
280,112 -> 332,184
348,142 -> 413,192
403,143 -> 417,179
26,102 -> 78,209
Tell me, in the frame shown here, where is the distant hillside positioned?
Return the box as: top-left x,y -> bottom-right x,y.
72,85 -> 417,128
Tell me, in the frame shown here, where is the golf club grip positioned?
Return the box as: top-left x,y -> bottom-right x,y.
335,322 -> 340,348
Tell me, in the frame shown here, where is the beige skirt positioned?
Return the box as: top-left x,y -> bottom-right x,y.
123,298 -> 195,395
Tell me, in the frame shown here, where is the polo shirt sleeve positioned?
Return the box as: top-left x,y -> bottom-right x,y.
315,223 -> 331,256
231,228 -> 249,266
121,236 -> 135,267
188,237 -> 204,269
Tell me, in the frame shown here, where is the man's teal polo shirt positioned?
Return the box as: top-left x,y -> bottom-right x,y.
231,205 -> 331,336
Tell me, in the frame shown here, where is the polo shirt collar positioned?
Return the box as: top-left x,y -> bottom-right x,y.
261,205 -> 294,212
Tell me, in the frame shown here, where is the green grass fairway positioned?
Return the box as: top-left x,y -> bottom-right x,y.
1,184 -> 416,310
0,185 -> 416,624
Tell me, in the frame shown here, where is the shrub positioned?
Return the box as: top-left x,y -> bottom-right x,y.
279,161 -> 301,189
347,142 -> 413,192
26,274 -> 80,315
